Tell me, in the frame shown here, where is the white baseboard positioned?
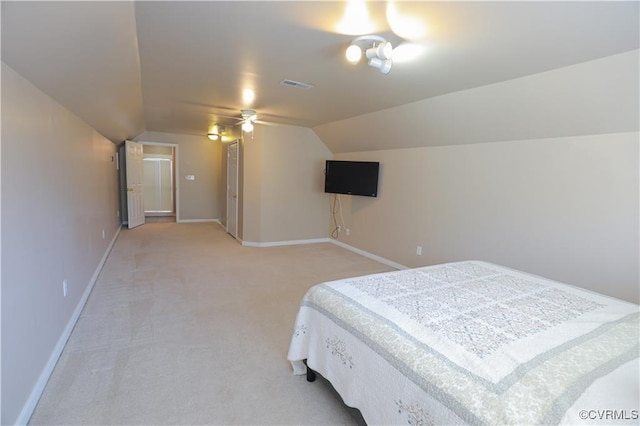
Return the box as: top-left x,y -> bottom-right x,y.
239,236 -> 406,270
177,218 -> 220,224
242,237 -> 330,248
329,239 -> 407,270
15,226 -> 122,426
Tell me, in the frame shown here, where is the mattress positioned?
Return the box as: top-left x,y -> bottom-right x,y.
287,261 -> 639,425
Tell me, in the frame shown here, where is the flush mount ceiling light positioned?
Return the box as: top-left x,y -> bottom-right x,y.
207,124 -> 225,141
346,35 -> 393,74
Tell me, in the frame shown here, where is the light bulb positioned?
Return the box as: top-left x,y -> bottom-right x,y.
207,133 -> 218,141
346,44 -> 362,64
242,121 -> 254,132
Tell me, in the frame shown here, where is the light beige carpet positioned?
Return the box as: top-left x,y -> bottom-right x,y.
29,223 -> 393,425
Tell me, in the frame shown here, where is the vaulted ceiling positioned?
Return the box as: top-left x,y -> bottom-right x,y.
2,1 -> 638,145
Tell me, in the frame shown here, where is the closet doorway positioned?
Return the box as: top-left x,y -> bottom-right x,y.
143,144 -> 177,222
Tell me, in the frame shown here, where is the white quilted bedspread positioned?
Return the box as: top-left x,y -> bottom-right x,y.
287,261 -> 639,425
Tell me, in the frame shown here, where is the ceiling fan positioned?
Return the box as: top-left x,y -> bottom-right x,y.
238,109 -> 258,132
185,97 -> 284,139
208,108 -> 280,140
220,109 -> 279,131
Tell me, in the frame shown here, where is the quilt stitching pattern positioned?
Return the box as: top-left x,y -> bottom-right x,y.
346,262 -> 605,358
395,399 -> 434,426
326,336 -> 354,369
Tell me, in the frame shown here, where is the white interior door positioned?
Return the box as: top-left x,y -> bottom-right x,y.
126,140 -> 145,229
226,141 -> 239,239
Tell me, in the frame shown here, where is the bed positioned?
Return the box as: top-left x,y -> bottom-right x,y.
287,261 -> 639,425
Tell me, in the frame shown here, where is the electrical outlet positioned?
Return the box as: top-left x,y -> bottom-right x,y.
337,225 -> 342,232
345,228 -> 350,236
63,280 -> 68,297
102,229 -> 105,239
416,246 -> 423,256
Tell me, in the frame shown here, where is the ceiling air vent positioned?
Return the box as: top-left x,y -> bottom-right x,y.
280,79 -> 314,89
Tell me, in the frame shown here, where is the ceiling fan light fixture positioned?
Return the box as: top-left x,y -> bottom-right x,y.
242,120 -> 254,133
207,133 -> 219,141
241,109 -> 257,121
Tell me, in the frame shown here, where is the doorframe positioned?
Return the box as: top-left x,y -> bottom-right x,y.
226,140 -> 239,239
138,141 -> 180,222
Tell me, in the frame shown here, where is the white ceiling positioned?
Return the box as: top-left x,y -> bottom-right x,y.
2,1 -> 638,144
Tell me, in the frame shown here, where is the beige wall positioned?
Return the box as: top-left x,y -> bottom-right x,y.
134,131 -> 222,221
1,62 -> 121,424
241,124 -> 332,244
334,133 -> 638,303
324,52 -> 639,303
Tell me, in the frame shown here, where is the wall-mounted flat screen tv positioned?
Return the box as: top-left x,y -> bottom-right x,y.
324,160 -> 379,197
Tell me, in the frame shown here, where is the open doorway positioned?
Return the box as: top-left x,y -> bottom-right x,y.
143,144 -> 177,223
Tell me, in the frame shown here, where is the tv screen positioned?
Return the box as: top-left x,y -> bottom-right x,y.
324,160 -> 379,197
